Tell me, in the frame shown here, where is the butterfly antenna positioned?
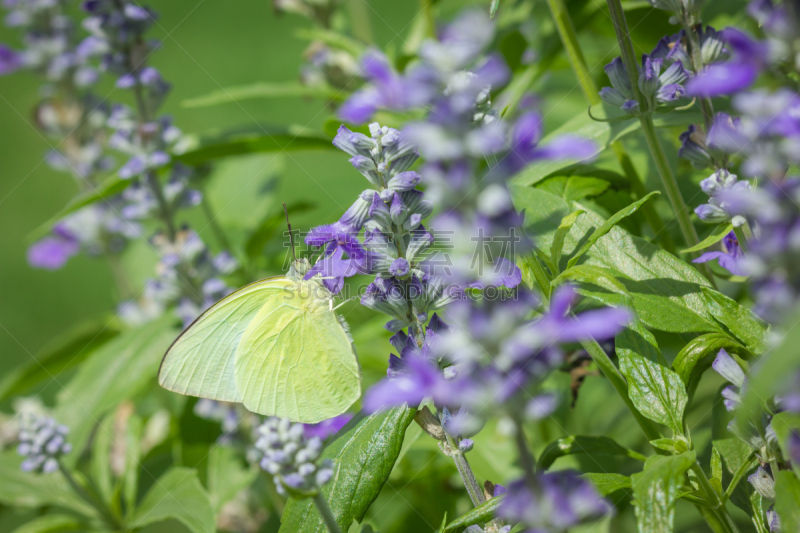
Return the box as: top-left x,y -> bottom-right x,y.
283,203 -> 297,261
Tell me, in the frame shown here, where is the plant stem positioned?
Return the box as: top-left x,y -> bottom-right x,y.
512,418 -> 538,489
312,493 -> 343,533
59,462 -> 122,530
722,452 -> 756,503
681,21 -> 715,131
604,0 -> 715,283
444,432 -> 486,506
420,0 -> 435,39
545,0 -> 676,254
691,463 -> 741,533
579,338 -> 663,443
346,0 -> 374,45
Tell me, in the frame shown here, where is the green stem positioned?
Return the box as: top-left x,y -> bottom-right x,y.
579,338 -> 663,444
691,463 -> 741,533
444,432 -> 486,506
722,452 -> 756,504
681,21 -> 715,132
312,493 -> 343,533
545,0 -> 675,254
59,462 -> 122,530
346,0 -> 374,45
512,418 -> 538,492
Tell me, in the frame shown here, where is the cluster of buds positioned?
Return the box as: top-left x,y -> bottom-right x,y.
253,418 -> 335,498
17,414 -> 72,474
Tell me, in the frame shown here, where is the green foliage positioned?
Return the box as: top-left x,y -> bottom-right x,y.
631,452 -> 696,533
9,514 -> 84,533
775,471 -> 800,531
443,496 -> 502,532
279,407 -> 416,532
207,446 -> 258,512
131,467 -> 216,533
536,176 -> 611,203
672,333 -> 754,399
583,472 -> 632,496
182,82 -> 341,108
681,224 -> 733,254
537,435 -> 647,471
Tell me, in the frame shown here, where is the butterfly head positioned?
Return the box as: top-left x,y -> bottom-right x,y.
288,257 -> 312,280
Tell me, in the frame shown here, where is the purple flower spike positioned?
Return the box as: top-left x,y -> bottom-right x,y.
693,232 -> 745,276
712,349 -> 746,388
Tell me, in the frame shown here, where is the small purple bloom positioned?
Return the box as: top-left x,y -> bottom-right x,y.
304,414 -> 353,440
712,349 -> 746,388
363,355 -> 463,412
0,44 -> 22,75
693,232 -> 745,276
686,28 -> 768,97
27,234 -> 80,270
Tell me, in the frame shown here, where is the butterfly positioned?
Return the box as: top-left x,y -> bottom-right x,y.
158,257 -> 361,424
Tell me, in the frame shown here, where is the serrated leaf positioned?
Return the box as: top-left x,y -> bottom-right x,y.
0,320 -> 119,401
775,471 -> 800,532
618,342 -> 688,435
512,187 -> 721,335
700,287 -> 768,353
132,468 -> 215,533
631,452 -> 696,533
566,191 -> 659,269
583,473 -> 632,496
536,176 -> 611,203
551,209 -> 584,271
0,451 -> 94,516
680,224 -> 733,254
443,495 -> 502,532
53,316 -> 178,461
9,514 -> 85,533
207,446 -> 258,512
672,333 -> 754,400
537,435 -> 647,472
510,108 -> 702,187
182,82 -> 340,108
279,406 -> 416,533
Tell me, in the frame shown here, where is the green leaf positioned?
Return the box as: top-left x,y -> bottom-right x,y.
123,415 -> 143,518
618,339 -> 688,435
583,473 -> 632,496
631,452 -> 696,533
551,264 -> 629,295
90,413 -> 114,506
132,468 -> 215,533
0,320 -> 119,401
551,209 -> 584,271
510,108 -> 702,187
769,412 -> 800,475
680,224 -> 733,254
207,446 -> 257,512
175,129 -> 335,166
53,316 -> 177,461
279,406 -> 416,533
672,333 -> 754,400
700,287 -> 768,353
775,471 -> 800,532
711,448 -> 723,492
566,191 -> 659,269
294,28 -> 365,57
0,451 -> 94,516
537,435 -> 646,472
9,514 -> 85,533
751,492 -> 769,533
182,82 -> 340,108
204,154 -> 283,235
443,495 -> 502,532
616,323 -> 665,365
27,176 -> 129,241
713,438 -> 755,477
513,187 -> 722,334
536,176 -> 611,203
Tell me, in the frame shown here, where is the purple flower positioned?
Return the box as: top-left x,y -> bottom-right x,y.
27,232 -> 80,270
686,28 -> 768,97
304,221 -> 369,293
363,354 -> 464,412
0,44 -> 22,75
693,232 -> 745,276
498,472 -> 611,531
505,111 -> 597,172
303,414 -> 353,440
712,349 -> 747,412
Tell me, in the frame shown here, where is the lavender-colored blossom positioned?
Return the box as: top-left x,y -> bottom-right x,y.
27,234 -> 80,270
686,28 -> 768,97
0,44 -> 21,74
498,472 -> 611,532
17,413 -> 72,474
693,232 -> 745,276
712,349 -> 746,412
303,414 -> 353,440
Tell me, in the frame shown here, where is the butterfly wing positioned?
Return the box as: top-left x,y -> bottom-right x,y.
234,280 -> 360,423
158,277 -> 289,401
